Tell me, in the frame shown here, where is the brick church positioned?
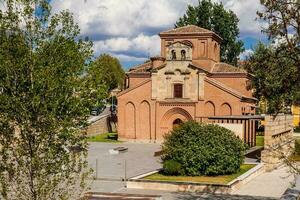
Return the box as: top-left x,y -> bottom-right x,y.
117,25 -> 257,142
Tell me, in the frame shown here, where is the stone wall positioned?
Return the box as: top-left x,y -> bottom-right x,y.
261,114 -> 294,171
86,114 -> 116,136
151,61 -> 201,101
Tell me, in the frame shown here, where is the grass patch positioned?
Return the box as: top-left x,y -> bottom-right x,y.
143,164 -> 256,184
256,135 -> 264,147
87,133 -> 121,143
289,138 -> 300,161
289,154 -> 300,161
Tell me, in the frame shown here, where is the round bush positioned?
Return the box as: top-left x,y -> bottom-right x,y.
294,139 -> 300,155
163,160 -> 182,175
161,121 -> 246,176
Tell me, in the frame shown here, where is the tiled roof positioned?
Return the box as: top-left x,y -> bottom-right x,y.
128,62 -> 152,73
117,79 -> 151,97
205,77 -> 257,101
211,62 -> 246,73
128,61 -> 246,74
190,62 -> 214,73
160,25 -> 213,34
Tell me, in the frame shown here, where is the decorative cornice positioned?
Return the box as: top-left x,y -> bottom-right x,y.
209,73 -> 250,78
150,56 -> 166,62
159,32 -> 222,43
127,73 -> 151,78
158,102 -> 196,107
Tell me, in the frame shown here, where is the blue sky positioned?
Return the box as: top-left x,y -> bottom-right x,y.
50,0 -> 268,69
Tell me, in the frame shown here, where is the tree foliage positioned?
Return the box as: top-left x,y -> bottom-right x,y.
245,43 -> 298,113
161,121 -> 245,176
175,0 -> 244,65
0,1 -> 105,199
88,54 -> 125,92
258,0 -> 300,67
246,0 -> 300,113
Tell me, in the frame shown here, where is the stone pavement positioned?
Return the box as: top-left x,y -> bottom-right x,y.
88,142 -> 161,181
232,165 -> 293,198
88,142 -> 292,199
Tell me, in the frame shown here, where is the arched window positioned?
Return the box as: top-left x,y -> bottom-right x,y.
174,84 -> 183,98
181,50 -> 186,60
171,50 -> 176,60
173,118 -> 183,129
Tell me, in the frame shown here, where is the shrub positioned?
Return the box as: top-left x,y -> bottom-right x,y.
161,121 -> 246,176
295,139 -> 300,155
163,160 -> 182,175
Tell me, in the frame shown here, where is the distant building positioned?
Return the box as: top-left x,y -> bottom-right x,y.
292,105 -> 300,127
117,25 -> 257,142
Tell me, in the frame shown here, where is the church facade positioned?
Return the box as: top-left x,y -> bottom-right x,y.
117,25 -> 257,142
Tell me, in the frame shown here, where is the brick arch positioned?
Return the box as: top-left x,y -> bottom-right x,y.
139,100 -> 151,140
220,103 -> 232,116
204,101 -> 215,116
160,108 -> 193,137
125,102 -> 136,139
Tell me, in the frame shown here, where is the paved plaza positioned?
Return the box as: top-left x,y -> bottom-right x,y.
88,142 -> 161,181
232,165 -> 294,198
87,142 -> 293,199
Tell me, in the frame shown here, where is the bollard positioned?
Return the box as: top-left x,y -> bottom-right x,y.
95,159 -> 98,179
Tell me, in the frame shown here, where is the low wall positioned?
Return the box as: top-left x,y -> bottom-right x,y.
86,114 -> 116,136
208,116 -> 262,147
127,164 -> 265,194
215,123 -> 244,139
127,179 -> 231,194
261,114 -> 294,171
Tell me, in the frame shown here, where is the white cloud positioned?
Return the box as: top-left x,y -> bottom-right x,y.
239,49 -> 254,60
0,1 -> 7,11
220,0 -> 265,37
51,0 -> 197,38
93,34 -> 160,57
271,34 -> 294,47
113,54 -> 147,62
51,0 -> 264,65
51,0 -> 197,65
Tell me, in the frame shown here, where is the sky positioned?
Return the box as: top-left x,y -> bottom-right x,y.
50,0 -> 268,69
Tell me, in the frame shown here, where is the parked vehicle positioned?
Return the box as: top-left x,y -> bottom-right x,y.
90,106 -> 105,116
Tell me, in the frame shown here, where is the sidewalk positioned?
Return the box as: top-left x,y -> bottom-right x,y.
232,165 -> 293,198
114,188 -> 278,200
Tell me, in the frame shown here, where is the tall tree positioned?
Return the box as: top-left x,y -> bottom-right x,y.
88,54 -> 125,92
246,0 -> 300,113
0,0 -> 105,199
258,0 -> 300,106
175,0 -> 244,65
245,43 -> 297,113
257,0 -> 300,67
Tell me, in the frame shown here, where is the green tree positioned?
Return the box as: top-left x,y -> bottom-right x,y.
257,0 -> 300,67
258,0 -> 300,107
175,0 -> 244,65
246,0 -> 300,113
245,43 -> 298,113
88,54 -> 125,92
0,0 -> 105,199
